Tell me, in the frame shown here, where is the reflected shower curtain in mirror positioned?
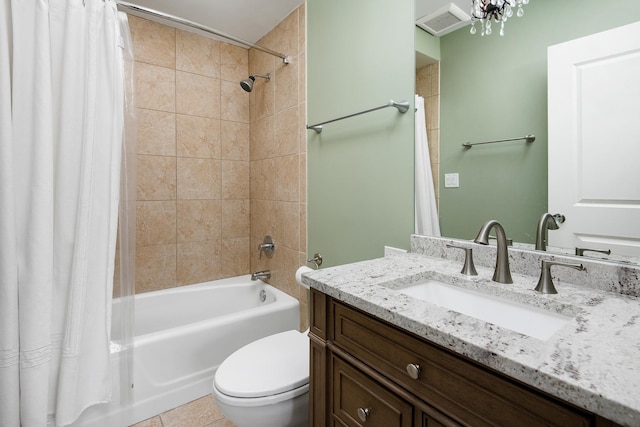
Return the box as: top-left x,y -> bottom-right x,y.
415,95 -> 441,236
0,1 -> 128,425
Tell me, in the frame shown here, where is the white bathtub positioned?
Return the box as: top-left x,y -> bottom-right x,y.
73,275 -> 300,426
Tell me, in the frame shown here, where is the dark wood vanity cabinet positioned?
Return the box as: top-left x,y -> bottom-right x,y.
331,355 -> 413,426
309,289 -> 622,427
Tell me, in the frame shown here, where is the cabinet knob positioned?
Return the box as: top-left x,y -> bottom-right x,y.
357,407 -> 371,422
406,363 -> 421,380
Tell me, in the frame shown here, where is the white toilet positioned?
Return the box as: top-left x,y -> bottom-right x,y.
212,328 -> 310,427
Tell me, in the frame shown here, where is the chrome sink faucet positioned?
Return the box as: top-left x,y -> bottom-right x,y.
251,270 -> 271,281
474,220 -> 513,284
535,213 -> 565,251
534,261 -> 584,294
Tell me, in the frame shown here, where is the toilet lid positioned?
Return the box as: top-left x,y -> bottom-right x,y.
214,330 -> 310,398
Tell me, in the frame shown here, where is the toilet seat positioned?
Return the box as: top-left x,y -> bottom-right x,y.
213,382 -> 309,408
214,329 -> 309,404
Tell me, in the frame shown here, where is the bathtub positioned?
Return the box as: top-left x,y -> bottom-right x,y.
73,275 -> 300,426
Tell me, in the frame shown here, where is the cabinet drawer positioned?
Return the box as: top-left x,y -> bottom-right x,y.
331,300 -> 593,427
332,354 -> 413,427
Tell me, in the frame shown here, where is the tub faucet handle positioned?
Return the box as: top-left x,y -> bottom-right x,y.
258,235 -> 275,259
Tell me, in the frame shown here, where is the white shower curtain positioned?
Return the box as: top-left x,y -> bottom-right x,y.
0,1 -> 127,425
415,95 -> 441,236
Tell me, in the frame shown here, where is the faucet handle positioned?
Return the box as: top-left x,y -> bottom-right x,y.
258,235 -> 275,259
534,260 -> 585,294
575,247 -> 611,257
446,244 -> 478,276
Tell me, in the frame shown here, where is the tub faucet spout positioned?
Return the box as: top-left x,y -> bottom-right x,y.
474,220 -> 513,284
251,270 -> 271,281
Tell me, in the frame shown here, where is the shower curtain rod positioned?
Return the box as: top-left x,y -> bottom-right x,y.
116,1 -> 291,63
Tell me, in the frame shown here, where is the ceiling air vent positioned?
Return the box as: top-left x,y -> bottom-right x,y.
416,3 -> 471,37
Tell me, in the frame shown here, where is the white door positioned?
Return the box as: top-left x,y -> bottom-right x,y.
547,21 -> 640,257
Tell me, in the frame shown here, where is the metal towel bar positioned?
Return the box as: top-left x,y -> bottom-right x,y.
306,99 -> 410,134
462,134 -> 535,149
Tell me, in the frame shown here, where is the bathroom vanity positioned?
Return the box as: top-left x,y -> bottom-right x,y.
310,290 -> 617,426
304,236 -> 640,426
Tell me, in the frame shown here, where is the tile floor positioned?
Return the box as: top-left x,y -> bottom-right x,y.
131,396 -> 236,427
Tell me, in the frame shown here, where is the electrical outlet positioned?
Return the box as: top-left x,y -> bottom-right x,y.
444,173 -> 460,188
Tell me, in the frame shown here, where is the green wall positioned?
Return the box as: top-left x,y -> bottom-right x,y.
307,0 -> 415,267
415,27 -> 440,61
439,0 -> 640,243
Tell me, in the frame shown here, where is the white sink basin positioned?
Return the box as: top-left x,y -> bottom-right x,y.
399,280 -> 571,340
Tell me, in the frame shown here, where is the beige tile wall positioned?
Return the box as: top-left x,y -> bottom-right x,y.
247,5 -> 309,329
129,5 -> 308,327
416,62 -> 440,210
131,16 -> 251,293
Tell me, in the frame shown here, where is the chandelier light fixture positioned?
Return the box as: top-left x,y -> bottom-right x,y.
470,0 -> 529,36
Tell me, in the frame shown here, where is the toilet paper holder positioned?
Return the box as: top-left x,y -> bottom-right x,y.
307,253 -> 323,268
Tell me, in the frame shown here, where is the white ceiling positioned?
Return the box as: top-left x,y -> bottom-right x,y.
119,0 -> 305,45
120,0 -> 471,46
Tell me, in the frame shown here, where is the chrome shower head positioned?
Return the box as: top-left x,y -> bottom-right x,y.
239,73 -> 270,92
240,76 -> 255,92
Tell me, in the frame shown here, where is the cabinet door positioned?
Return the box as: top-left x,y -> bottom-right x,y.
418,406 -> 462,427
332,355 -> 413,427
310,336 -> 328,427
421,414 -> 448,427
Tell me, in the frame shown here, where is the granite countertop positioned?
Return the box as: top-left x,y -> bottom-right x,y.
302,253 -> 640,426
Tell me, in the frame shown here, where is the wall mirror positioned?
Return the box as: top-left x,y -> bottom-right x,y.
415,0 -> 640,265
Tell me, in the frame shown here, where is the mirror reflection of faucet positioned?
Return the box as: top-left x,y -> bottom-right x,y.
535,213 -> 565,251
575,247 -> 611,257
